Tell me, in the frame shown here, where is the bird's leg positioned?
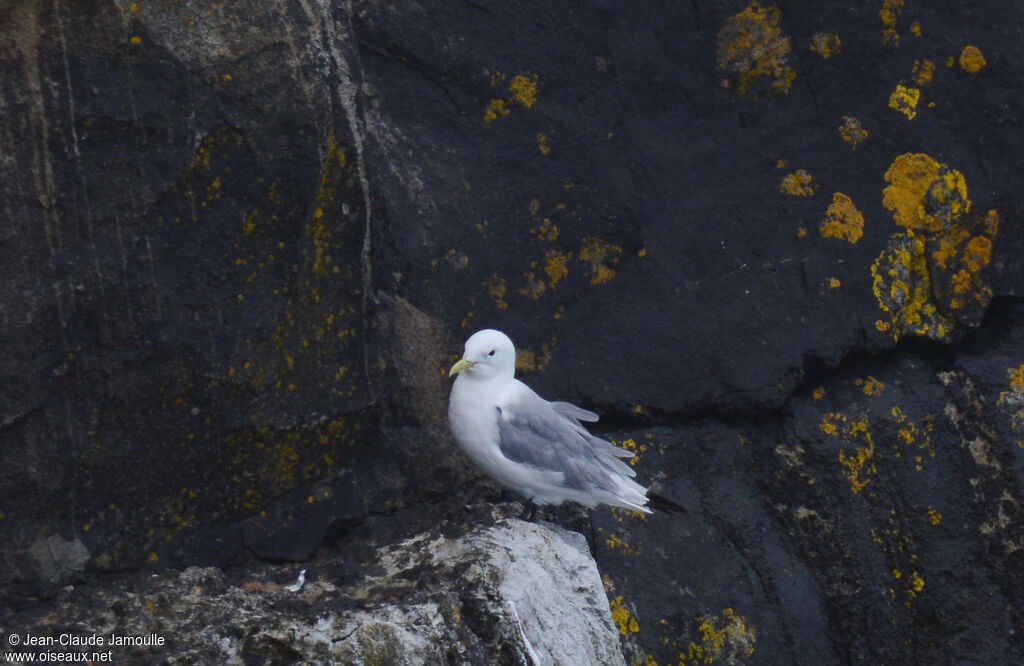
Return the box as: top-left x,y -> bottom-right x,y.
520,498 -> 537,521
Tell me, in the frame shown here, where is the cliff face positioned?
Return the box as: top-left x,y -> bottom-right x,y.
2,1 -> 1023,663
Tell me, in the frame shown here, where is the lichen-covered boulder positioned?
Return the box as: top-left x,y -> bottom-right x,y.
8,517 -> 624,665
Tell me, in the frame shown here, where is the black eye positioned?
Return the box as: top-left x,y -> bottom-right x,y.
488,349 -> 496,356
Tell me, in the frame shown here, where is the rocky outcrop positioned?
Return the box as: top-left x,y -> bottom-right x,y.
2,1 -> 1023,663
9,516 -> 624,665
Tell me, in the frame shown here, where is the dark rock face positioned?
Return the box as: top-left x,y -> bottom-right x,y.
1,0 -> 1023,663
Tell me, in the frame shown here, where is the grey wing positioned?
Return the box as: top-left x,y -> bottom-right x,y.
496,391 -> 636,491
550,401 -> 599,422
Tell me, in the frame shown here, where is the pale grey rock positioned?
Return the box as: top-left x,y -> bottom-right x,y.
13,518 -> 624,666
27,534 -> 89,584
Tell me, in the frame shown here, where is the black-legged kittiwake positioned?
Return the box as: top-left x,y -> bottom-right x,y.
447,329 -> 685,516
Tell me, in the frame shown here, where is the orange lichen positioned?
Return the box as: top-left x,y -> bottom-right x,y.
959,45 -> 987,73
820,412 -> 846,436
487,274 -> 509,309
1010,364 -> 1024,392
543,249 -> 569,287
888,84 -> 920,119
679,608 -> 757,666
913,59 -> 936,85
840,418 -> 876,493
880,0 -> 905,46
871,231 -> 955,341
508,73 -> 539,107
483,98 -> 510,123
857,376 -> 885,395
820,192 -> 864,243
534,217 -> 559,242
873,152 -> 998,334
882,153 -> 968,233
780,169 -> 816,196
515,335 -> 556,373
810,32 -> 841,58
483,71 -> 539,122
716,2 -> 795,95
578,237 -> 622,285
838,116 -> 868,149
537,132 -> 551,155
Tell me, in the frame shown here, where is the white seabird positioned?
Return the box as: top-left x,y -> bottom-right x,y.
447,329 -> 684,515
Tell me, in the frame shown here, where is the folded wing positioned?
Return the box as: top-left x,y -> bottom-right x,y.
496,388 -> 637,492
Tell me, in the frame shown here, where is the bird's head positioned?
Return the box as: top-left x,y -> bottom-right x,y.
449,329 -> 516,381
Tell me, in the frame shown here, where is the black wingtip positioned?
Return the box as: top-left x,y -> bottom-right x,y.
646,490 -> 687,514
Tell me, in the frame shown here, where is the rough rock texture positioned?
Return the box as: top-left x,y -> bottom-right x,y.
8,515 -> 624,665
2,1 -> 1024,664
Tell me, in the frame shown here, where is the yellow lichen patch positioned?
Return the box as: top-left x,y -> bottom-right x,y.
616,437 -> 647,467
533,217 -> 559,241
483,71 -> 540,122
828,277 -> 841,289
509,73 -> 539,107
813,387 -> 826,401
608,595 -> 641,635
930,210 -> 997,320
984,208 -> 1000,236
888,406 -> 936,468
1010,365 -> 1024,392
483,98 -> 510,123
517,272 -> 547,300
927,506 -> 943,526
487,274 -> 509,310
780,169 -> 816,197
838,115 -> 868,149
515,336 -> 557,373
543,249 -> 570,287
856,376 -> 885,395
810,32 -> 841,58
822,413 -> 876,492
913,59 -> 936,85
909,20 -> 922,37
679,608 -> 757,666
959,45 -> 987,73
909,571 -> 925,596
820,192 -> 864,243
877,154 -> 997,328
871,231 -> 955,341
888,84 -> 920,119
578,237 -> 622,285
537,132 -> 551,155
605,532 -> 636,555
839,421 -> 875,493
879,0 -> 905,46
716,2 -> 795,95
820,412 -> 846,436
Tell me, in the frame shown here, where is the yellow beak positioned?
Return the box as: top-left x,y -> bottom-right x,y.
448,358 -> 476,378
